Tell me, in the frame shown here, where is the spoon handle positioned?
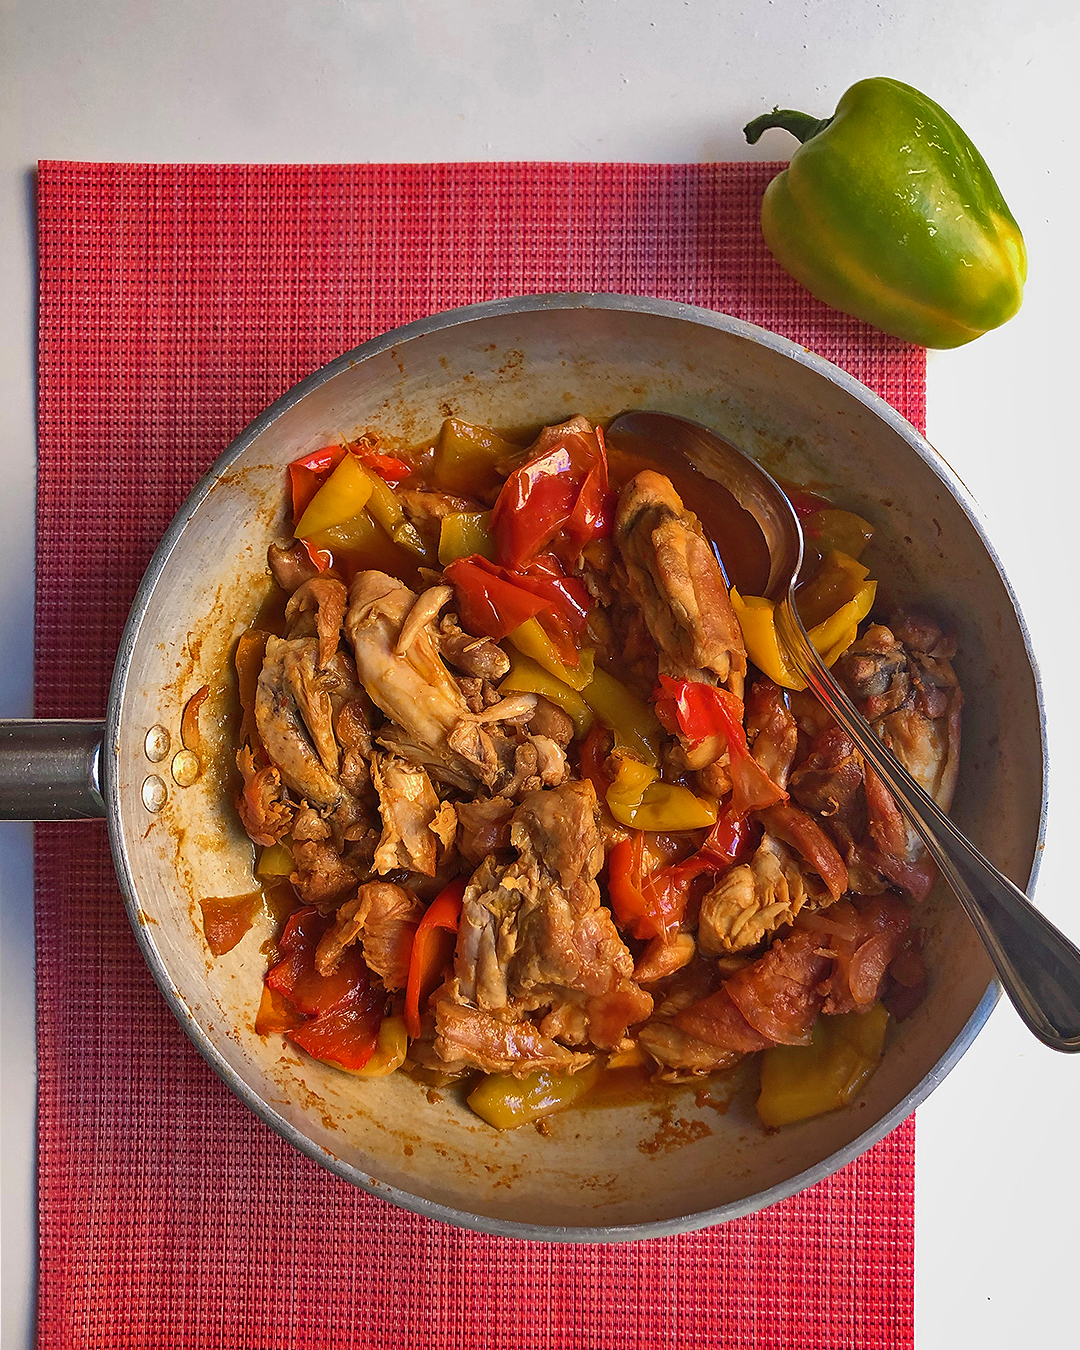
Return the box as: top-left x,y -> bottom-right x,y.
776,599 -> 1080,1052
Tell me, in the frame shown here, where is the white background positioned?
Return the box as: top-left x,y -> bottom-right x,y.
3,3 -> 1078,1347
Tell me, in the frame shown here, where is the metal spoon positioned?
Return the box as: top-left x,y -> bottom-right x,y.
608,409 -> 1080,1052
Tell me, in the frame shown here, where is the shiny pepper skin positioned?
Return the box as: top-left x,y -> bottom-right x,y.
744,78 -> 1027,348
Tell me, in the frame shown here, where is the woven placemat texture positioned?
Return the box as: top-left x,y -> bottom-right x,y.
35,160 -> 923,1350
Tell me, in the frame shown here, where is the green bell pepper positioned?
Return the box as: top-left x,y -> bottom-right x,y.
744,78 -> 1026,348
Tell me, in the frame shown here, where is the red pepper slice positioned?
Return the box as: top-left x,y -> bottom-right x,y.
491,424 -> 613,569
607,834 -> 665,940
506,555 -> 591,636
404,878 -> 466,1038
699,801 -> 756,868
289,981 -> 385,1072
289,445 -> 349,525
443,556 -> 549,639
607,799 -> 758,943
264,907 -> 384,1071
443,555 -> 586,666
578,721 -> 612,804
654,676 -> 788,815
781,484 -> 833,519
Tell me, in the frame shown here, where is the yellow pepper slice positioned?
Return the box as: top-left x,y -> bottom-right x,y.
308,508 -> 422,578
467,1062 -> 600,1129
294,454 -> 373,539
756,1002 -> 889,1128
581,668 -> 665,766
803,508 -> 874,562
256,839 -> 293,878
433,418 -> 521,494
438,510 -> 495,566
353,1015 -> 409,1079
507,617 -> 595,691
730,591 -> 803,689
358,464 -> 428,557
731,566 -> 877,692
605,751 -> 718,831
796,550 -> 872,630
499,652 -> 594,738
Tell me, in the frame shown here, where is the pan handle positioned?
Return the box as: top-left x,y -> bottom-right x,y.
0,720 -> 106,820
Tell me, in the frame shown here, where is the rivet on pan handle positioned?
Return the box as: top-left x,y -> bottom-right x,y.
0,720 -> 106,820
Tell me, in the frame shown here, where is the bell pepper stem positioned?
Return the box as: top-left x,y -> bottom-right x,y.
744,108 -> 832,145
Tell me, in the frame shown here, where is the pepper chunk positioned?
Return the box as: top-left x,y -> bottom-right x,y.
605,751 -> 717,832
581,668 -> 664,766
756,1002 -> 890,1128
294,454 -> 374,539
730,552 -> 877,691
490,423 -> 613,569
466,1062 -> 600,1129
404,878 -> 466,1039
744,78 -> 1026,348
265,907 -> 384,1072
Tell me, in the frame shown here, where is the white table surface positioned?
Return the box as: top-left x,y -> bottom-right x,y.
3,3 -> 1079,1346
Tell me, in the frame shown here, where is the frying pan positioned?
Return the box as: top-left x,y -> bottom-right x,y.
0,293 -> 1046,1240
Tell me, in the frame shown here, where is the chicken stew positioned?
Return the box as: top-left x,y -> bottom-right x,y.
223,415 -> 960,1131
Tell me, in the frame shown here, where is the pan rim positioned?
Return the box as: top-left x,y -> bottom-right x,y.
103,291 -> 1047,1242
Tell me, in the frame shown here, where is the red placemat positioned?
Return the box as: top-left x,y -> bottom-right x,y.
35,161 -> 923,1350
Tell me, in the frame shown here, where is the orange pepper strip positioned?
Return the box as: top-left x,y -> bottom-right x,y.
404,878 -> 467,1038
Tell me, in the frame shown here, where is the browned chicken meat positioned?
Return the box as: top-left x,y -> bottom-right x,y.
444,781 -> 653,1064
615,470 -> 747,693
231,413 -> 956,1131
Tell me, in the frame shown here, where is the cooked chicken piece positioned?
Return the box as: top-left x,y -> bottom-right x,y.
235,744 -> 294,846
835,624 -> 910,717
614,470 -> 747,691
455,796 -> 514,864
528,696 -> 574,747
539,1001 -> 590,1045
877,705 -> 960,819
315,881 -> 423,989
836,610 -> 962,862
788,726 -> 868,851
267,540 -> 320,595
371,752 -> 457,877
255,636 -> 359,817
291,838 -> 361,909
395,585 -> 453,656
279,638 -> 338,776
674,929 -> 831,1050
335,697 -> 374,796
651,955 -> 720,1019
346,571 -> 534,793
433,999 -> 594,1077
633,933 -> 697,985
453,781 -> 651,1047
698,833 -> 817,954
437,616 -> 512,680
284,577 -> 348,670
745,678 -> 798,789
638,1021 -> 743,1076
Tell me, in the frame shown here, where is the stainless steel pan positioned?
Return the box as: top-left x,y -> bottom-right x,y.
1,293 -> 1046,1240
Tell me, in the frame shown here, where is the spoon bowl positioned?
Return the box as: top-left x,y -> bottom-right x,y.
609,408 -> 1080,1053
